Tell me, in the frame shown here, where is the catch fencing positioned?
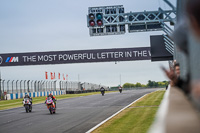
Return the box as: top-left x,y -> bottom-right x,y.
0,79 -> 109,100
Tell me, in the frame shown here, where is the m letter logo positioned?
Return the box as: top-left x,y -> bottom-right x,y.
6,57 -> 19,62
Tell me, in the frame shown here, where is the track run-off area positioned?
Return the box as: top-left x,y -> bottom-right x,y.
0,89 -> 161,133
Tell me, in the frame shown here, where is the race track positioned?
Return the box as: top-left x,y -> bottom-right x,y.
0,89 -> 160,133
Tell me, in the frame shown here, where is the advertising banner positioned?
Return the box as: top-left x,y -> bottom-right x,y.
0,47 -> 151,67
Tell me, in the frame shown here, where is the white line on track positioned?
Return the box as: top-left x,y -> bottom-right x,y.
85,93 -> 148,133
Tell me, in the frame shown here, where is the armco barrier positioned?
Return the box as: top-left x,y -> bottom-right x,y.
5,90 -> 65,100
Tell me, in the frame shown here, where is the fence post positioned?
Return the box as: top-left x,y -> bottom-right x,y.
20,80 -> 23,93
48,81 -> 50,91
60,81 -> 61,90
66,81 -> 68,92
45,81 -> 48,91
54,80 -> 57,91
42,81 -> 45,91
34,81 -> 37,92
27,80 -> 30,92
2,80 -> 5,94
37,81 -> 40,92
12,80 -> 14,94
51,81 -> 53,91
16,80 -> 19,93
31,80 -> 34,92
24,80 -> 26,93
7,80 -> 10,94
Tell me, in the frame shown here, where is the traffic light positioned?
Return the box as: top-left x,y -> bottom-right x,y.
88,13 -> 103,27
87,5 -> 126,36
96,13 -> 103,26
88,13 -> 95,27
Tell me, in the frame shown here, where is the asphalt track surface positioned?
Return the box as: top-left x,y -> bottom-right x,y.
0,89 -> 160,133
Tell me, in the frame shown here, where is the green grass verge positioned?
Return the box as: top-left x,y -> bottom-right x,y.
93,90 -> 165,133
0,91 -> 116,110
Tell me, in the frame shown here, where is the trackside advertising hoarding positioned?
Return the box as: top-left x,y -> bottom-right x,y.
0,47 -> 151,67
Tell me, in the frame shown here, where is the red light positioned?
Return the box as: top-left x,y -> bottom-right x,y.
89,20 -> 95,26
97,20 -> 103,26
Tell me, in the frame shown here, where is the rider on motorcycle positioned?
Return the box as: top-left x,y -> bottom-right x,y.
23,94 -> 32,104
22,94 -> 32,112
100,87 -> 105,96
100,87 -> 105,91
46,93 -> 57,108
119,86 -> 122,93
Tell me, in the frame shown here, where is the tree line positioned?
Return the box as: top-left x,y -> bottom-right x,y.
122,80 -> 169,88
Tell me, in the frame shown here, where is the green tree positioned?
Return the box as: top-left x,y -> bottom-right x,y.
135,82 -> 142,87
147,80 -> 153,87
123,80 -> 168,88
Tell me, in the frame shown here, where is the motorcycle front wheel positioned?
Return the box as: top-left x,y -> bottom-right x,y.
25,106 -> 29,113
49,109 -> 52,114
29,105 -> 32,112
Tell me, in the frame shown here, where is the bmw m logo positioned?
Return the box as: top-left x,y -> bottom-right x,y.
6,57 -> 19,62
0,56 -> 3,65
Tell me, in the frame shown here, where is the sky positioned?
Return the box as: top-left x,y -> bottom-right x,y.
0,0 -> 176,87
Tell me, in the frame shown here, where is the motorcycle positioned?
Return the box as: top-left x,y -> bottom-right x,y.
119,89 -> 122,93
23,98 -> 32,113
101,90 -> 105,96
45,97 -> 56,114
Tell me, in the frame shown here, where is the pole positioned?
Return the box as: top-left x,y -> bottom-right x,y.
54,80 -> 57,91
27,80 -> 30,92
16,80 -> 19,93
24,80 -> 26,93
7,80 -> 10,94
12,80 -> 14,94
60,81 -> 61,90
120,74 -> 121,86
66,81 -> 67,91
2,80 -> 5,94
20,80 -> 23,93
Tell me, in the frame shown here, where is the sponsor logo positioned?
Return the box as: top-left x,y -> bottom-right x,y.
6,57 -> 19,62
0,56 -> 3,64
